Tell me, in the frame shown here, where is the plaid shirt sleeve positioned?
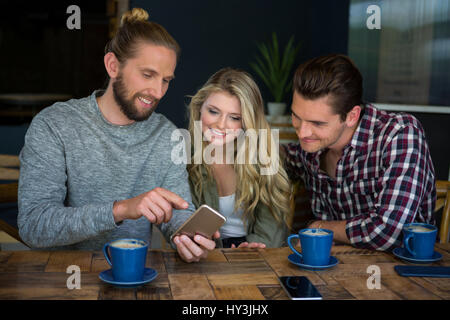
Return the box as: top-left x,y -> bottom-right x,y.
345,123 -> 436,251
282,143 -> 305,182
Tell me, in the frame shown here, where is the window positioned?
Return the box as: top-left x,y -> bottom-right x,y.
348,0 -> 450,113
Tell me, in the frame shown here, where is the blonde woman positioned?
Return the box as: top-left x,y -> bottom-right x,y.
187,68 -> 292,248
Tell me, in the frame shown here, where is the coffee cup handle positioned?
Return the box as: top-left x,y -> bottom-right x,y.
103,243 -> 113,267
404,233 -> 415,256
287,234 -> 303,259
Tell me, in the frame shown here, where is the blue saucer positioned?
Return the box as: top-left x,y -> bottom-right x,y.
288,254 -> 339,271
99,268 -> 158,288
393,247 -> 442,264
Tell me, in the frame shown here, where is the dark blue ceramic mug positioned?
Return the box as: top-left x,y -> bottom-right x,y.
103,238 -> 148,282
403,223 -> 437,259
287,228 -> 333,266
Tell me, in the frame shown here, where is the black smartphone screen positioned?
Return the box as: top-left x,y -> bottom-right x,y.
394,266 -> 450,278
279,276 -> 322,300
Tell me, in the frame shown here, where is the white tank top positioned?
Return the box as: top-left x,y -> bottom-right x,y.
218,193 -> 247,238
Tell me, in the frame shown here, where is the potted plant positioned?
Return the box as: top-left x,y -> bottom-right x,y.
250,32 -> 300,115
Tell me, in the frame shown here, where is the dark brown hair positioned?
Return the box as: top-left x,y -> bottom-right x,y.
293,54 -> 363,121
104,8 -> 180,64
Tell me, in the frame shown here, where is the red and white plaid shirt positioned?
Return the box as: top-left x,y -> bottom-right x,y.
284,105 -> 436,251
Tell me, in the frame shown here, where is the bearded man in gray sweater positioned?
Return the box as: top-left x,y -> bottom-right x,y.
18,9 -> 218,263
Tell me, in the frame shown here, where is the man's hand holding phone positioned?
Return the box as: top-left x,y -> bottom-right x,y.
173,231 -> 220,263
171,205 -> 226,263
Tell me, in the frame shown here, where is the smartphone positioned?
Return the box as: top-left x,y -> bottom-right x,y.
279,276 -> 323,300
394,266 -> 450,278
170,204 -> 226,241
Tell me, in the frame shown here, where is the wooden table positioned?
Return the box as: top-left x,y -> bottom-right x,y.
0,244 -> 448,300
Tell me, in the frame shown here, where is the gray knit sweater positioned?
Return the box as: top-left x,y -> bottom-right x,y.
18,90 -> 194,250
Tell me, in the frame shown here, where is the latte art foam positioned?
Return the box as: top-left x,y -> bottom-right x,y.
406,226 -> 433,233
302,229 -> 329,236
111,240 -> 145,249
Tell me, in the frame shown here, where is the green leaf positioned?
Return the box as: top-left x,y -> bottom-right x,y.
257,43 -> 275,80
271,32 -> 280,73
280,36 -> 295,73
249,62 -> 270,89
254,56 -> 270,79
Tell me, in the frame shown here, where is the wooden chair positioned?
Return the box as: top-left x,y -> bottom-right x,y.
436,180 -> 450,243
0,182 -> 28,246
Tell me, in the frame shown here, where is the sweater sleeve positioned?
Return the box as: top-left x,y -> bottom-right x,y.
18,114 -> 117,248
282,142 -> 306,182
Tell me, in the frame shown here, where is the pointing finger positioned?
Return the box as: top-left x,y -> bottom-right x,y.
154,188 -> 189,210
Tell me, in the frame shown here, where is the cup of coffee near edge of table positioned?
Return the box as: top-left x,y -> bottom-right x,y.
402,223 -> 437,259
287,228 -> 334,266
103,238 -> 148,282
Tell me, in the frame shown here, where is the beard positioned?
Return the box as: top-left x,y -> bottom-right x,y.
112,73 -> 159,122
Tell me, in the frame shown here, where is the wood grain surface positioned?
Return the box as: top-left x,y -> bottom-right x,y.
0,244 -> 448,300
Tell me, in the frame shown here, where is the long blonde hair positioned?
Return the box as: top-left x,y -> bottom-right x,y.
187,68 -> 292,228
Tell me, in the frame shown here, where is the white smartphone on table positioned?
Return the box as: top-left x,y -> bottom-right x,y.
170,204 -> 226,241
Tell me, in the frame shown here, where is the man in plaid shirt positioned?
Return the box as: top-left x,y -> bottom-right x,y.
283,54 -> 436,251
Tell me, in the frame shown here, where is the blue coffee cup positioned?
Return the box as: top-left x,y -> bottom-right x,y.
287,228 -> 333,266
403,223 -> 437,259
103,238 -> 148,282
